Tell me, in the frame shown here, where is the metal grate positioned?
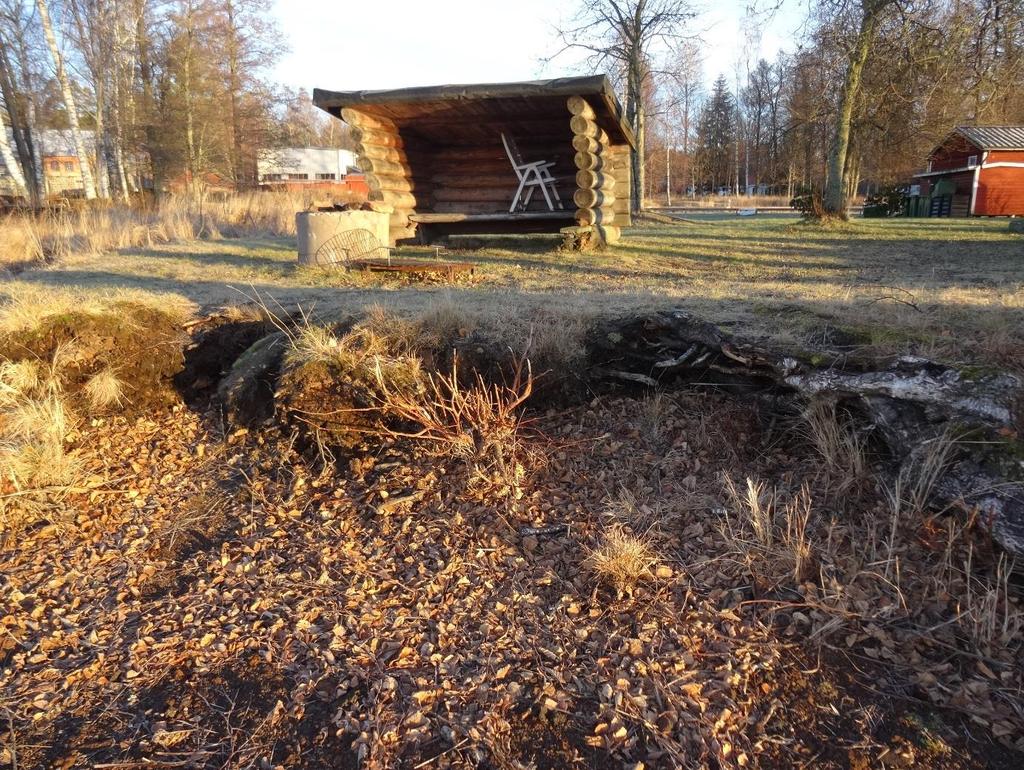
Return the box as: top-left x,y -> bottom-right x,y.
313,228 -> 390,268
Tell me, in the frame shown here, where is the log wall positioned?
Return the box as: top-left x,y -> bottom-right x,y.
567,96 -> 625,244
343,100 -> 630,243
426,142 -> 574,215
344,109 -> 425,243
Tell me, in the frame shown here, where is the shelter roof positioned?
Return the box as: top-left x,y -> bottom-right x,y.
313,75 -> 636,147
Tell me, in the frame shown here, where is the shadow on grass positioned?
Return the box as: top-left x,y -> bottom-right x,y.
126,242 -> 297,272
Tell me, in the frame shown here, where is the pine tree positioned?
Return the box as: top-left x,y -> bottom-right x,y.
695,75 -> 737,193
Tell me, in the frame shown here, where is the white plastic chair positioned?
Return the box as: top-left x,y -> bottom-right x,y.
501,133 -> 564,213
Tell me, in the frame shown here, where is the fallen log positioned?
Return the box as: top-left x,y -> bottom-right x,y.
586,309 -> 1024,556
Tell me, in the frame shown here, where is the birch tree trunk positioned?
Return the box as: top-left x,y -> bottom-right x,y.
94,76 -> 111,198
225,0 -> 243,188
183,1 -> 197,195
0,99 -> 28,197
0,40 -> 40,205
36,0 -> 97,199
134,0 -> 162,195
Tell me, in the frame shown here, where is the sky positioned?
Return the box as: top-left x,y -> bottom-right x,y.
271,0 -> 806,95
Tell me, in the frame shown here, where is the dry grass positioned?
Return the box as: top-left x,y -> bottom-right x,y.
0,191 -> 333,270
0,214 -> 44,270
802,399 -> 868,493
719,475 -> 817,586
717,421 -> 1021,660
4,215 -> 1017,373
284,323 -> 350,368
885,430 -> 959,523
84,368 -> 125,410
585,525 -> 657,594
0,389 -> 81,504
0,359 -> 40,405
0,282 -> 195,334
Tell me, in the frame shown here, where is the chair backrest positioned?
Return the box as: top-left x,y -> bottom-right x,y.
501,133 -> 526,179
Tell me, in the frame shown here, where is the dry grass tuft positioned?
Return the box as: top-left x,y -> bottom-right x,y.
84,368 -> 125,409
959,551 -> 1023,651
602,487 -> 662,532
285,323 -> 348,368
4,391 -> 70,442
0,391 -> 81,493
802,398 -> 867,493
585,525 -> 657,594
886,430 -> 958,522
0,214 -> 44,270
285,320 -> 418,383
0,359 -> 40,405
720,475 -> 816,585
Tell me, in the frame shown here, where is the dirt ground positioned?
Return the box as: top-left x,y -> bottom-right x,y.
2,218 -> 1023,768
2,383 -> 1022,768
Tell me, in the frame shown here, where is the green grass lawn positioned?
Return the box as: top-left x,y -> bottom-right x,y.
5,215 -> 1022,370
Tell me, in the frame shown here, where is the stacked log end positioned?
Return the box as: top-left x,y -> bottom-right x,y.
604,145 -> 632,229
567,97 -> 621,245
343,108 -> 419,243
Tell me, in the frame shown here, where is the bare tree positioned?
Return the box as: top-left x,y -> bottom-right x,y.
68,0 -> 117,198
36,0 -> 96,199
820,0 -> 897,217
1,1 -> 42,203
554,0 -> 696,213
0,94 -> 28,196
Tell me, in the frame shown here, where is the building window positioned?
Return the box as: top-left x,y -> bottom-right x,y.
64,162 -> 75,172
316,173 -> 336,180
264,173 -> 283,181
967,155 -> 978,168
287,173 -> 308,180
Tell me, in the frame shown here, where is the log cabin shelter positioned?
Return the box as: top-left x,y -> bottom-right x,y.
912,126 -> 1024,217
311,75 -> 636,246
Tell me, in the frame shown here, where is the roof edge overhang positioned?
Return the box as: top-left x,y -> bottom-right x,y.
927,126 -> 1024,159
312,75 -> 637,149
926,128 -> 979,160
913,166 -> 973,178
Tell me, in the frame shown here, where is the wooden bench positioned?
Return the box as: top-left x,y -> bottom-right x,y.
408,211 -> 576,243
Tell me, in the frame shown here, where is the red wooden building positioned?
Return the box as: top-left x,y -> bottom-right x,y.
914,126 -> 1024,216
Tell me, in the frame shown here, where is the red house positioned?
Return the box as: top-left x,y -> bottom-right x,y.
914,126 -> 1024,216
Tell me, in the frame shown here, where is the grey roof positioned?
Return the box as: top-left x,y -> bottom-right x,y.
954,126 -> 1024,150
313,75 -> 636,148
3,128 -> 96,156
